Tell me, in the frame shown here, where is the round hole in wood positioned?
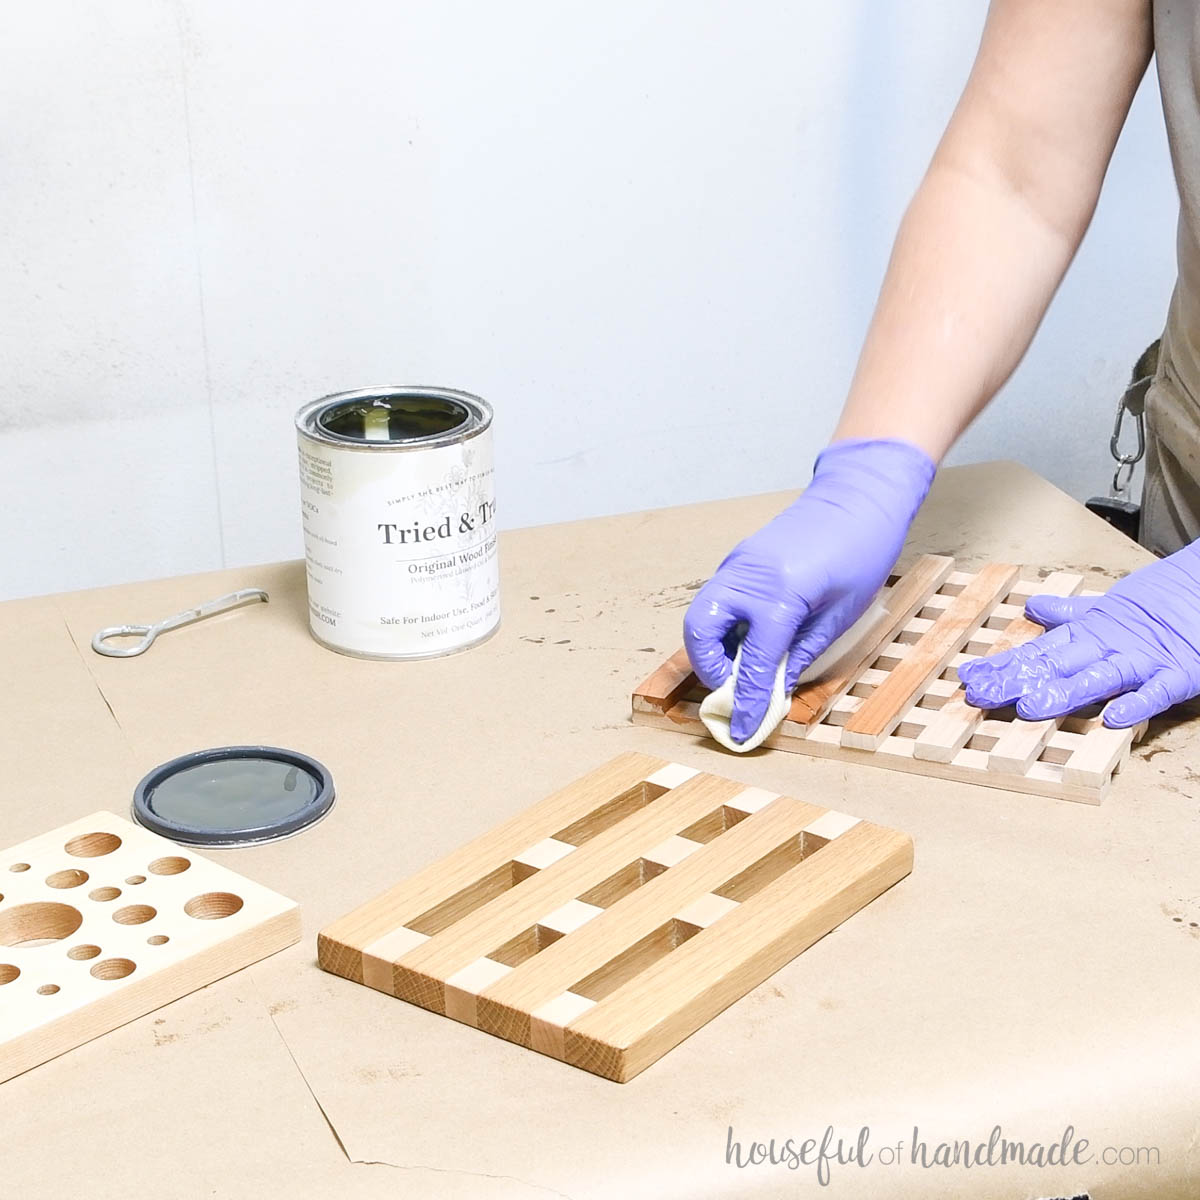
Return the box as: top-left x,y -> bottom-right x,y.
0,964 -> 19,984
125,875 -> 146,885
90,958 -> 136,981
148,856 -> 191,876
37,984 -> 60,996
88,887 -> 121,902
9,863 -> 30,873
67,944 -> 101,960
46,869 -> 89,889
64,832 -> 122,858
113,905 -> 156,926
184,892 -> 244,920
146,934 -> 169,946
0,902 -> 83,947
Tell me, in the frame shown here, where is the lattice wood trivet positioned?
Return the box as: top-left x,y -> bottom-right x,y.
632,555 -> 1146,805
319,752 -> 912,1082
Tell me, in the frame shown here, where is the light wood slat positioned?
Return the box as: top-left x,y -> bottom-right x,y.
841,563 -> 1020,751
873,629 -> 1004,659
849,672 -> 961,700
775,714 -> 1117,805
987,602 -> 1026,623
675,892 -> 740,927
895,617 -> 935,639
388,773 -> 748,1008
1006,578 -> 1056,604
642,835 -> 702,869
630,698 -> 1148,804
1061,724 -> 1140,787
563,820 -> 912,1082
987,719 -> 1057,774
914,593 -> 1027,622
965,626 -> 1006,648
475,794 -> 824,1044
1044,730 -> 1087,753
319,751 -> 665,987
913,572 -> 1085,764
788,555 -> 955,725
912,695 -> 993,765
529,992 -> 595,1059
539,899 -> 605,936
445,958 -> 512,1024
984,571 -> 1089,771
945,572 -> 1045,600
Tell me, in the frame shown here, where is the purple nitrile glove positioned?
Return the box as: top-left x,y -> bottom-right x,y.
683,438 -> 936,743
958,541 -> 1200,727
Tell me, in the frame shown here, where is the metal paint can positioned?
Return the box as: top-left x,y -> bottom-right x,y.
295,386 -> 499,659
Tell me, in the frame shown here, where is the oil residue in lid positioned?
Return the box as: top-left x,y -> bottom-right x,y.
132,746 -> 335,847
315,392 -> 473,444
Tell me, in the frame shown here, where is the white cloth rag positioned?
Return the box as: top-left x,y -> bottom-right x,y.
698,602 -> 889,752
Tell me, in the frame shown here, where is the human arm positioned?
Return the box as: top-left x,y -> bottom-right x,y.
834,0 -> 1154,456
684,0 -> 1155,742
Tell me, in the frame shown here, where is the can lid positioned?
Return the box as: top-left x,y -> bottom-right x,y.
131,746 -> 335,847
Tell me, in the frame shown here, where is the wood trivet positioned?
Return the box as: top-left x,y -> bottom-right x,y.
319,752 -> 912,1082
632,555 -> 1146,804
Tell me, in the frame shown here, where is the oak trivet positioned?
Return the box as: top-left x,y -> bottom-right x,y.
318,752 -> 912,1082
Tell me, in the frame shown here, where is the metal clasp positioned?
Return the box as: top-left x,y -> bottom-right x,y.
1109,374 -> 1150,500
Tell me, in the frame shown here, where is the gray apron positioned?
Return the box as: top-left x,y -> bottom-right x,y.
1144,2 -> 1200,554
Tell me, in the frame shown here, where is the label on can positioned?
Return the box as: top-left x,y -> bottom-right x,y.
297,430 -> 499,658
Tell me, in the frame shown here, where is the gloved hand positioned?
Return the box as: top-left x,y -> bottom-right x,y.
683,438 -> 936,743
958,542 -> 1200,727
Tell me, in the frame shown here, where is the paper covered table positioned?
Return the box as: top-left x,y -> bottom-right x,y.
1,462 -> 1195,1199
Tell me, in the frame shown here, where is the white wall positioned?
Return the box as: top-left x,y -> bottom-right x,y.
0,1 -> 1179,601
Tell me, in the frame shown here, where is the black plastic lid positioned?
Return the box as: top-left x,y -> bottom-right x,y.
131,746 -> 335,847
